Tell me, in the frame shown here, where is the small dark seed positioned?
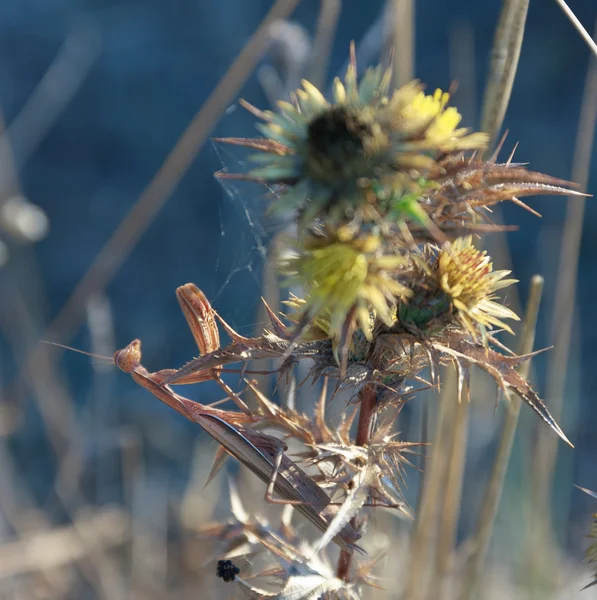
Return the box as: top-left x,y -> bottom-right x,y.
216,559 -> 240,583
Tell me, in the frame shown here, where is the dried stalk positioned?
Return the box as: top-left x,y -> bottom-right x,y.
532,16 -> 597,507
462,274 -> 544,599
555,0 -> 597,59
449,21 -> 477,127
427,367 -> 469,600
403,368 -> 457,600
392,0 -> 415,87
480,0 -> 530,148
309,0 -> 342,89
336,381 -> 378,581
529,16 -> 597,588
0,508 -> 129,579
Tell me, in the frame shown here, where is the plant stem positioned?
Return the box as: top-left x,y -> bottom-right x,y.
532,14 -> 597,516
403,367 -> 456,600
462,275 -> 543,599
336,381 -> 378,580
392,0 -> 415,88
355,382 -> 377,447
480,0 -> 529,151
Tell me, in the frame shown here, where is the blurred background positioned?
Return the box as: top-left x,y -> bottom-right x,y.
0,0 -> 596,598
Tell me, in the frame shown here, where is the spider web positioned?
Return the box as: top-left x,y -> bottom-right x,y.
207,133 -> 288,334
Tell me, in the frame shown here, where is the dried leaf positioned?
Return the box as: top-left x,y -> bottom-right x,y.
313,466 -> 374,554
578,486 -> 597,501
431,335 -> 572,446
277,574 -> 344,600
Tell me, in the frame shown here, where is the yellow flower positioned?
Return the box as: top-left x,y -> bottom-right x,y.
281,234 -> 410,350
283,294 -> 332,341
400,88 -> 450,132
425,106 -> 461,143
394,88 -> 489,153
218,49 -> 488,229
438,236 -> 519,339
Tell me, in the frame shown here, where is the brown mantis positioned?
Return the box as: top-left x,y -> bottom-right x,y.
113,283 -> 361,553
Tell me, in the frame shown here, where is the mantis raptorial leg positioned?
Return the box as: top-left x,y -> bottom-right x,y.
171,283 -> 253,416
155,284 -> 294,389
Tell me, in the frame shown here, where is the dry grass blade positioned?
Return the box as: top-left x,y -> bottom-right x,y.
391,0 -> 415,87
480,0 -> 530,148
403,367 -> 457,600
577,487 -> 597,502
308,0 -> 342,89
555,0 -> 597,59
530,15 -> 597,554
4,24 -> 100,179
449,20 -> 477,126
462,275 -> 544,600
428,367 -> 469,599
0,508 -> 129,580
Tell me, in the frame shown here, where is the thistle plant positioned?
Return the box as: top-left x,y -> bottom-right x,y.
114,46 -> 585,598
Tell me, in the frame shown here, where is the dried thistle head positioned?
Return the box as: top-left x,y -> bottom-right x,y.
198,479 -> 297,561
307,419 -> 422,526
390,236 -> 518,343
200,475 -> 376,599
158,279 -> 571,447
229,534 -> 361,600
201,483 -> 351,598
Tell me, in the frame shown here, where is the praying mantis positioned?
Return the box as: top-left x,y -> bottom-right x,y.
114,283 -> 361,553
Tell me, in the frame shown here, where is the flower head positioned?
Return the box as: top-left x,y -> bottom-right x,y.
438,236 -> 519,338
392,87 -> 486,152
217,47 -> 582,247
219,48 -> 488,230
281,231 -> 410,349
